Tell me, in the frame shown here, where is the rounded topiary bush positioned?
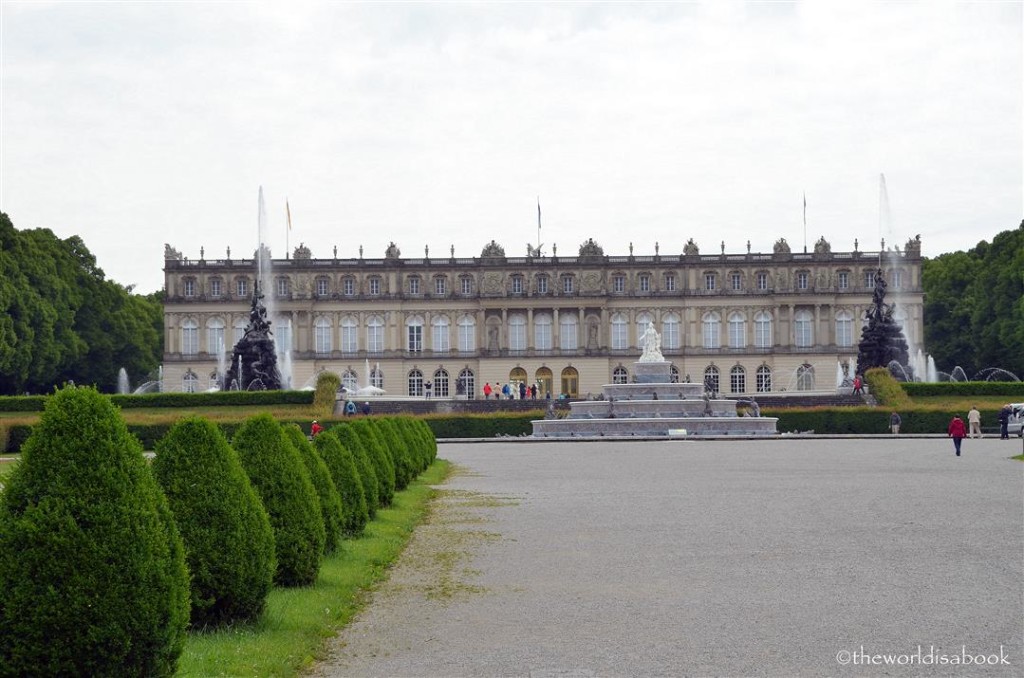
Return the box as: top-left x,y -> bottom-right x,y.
0,386 -> 190,677
331,424 -> 380,517
232,414 -> 325,586
375,418 -> 412,491
283,424 -> 345,554
350,419 -> 396,506
313,371 -> 341,418
152,416 -> 276,628
398,417 -> 430,474
314,430 -> 369,536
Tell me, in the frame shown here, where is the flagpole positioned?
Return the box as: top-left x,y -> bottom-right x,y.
537,197 -> 541,255
286,199 -> 292,259
802,193 -> 807,253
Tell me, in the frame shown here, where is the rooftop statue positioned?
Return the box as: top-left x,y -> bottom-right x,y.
481,240 -> 506,258
578,238 -> 604,257
683,238 -> 700,256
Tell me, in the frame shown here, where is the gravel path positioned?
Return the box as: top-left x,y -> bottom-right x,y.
313,438 -> 1023,677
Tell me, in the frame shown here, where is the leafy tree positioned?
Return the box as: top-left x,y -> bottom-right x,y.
153,417 -> 276,628
0,387 -> 190,676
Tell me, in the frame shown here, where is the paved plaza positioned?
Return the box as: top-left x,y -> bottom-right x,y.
315,438 -> 1023,677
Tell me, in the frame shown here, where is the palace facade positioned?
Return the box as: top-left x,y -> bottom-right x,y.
162,235 -> 924,398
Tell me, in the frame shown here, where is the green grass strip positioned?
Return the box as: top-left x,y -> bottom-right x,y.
176,459 -> 451,677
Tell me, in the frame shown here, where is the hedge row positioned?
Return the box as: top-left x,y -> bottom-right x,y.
0,390 -> 315,413
903,381 -> 1024,397
423,412 -> 542,438
769,406 -> 1013,435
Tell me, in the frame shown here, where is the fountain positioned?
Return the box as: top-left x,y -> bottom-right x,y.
856,268 -> 911,379
532,323 -> 778,437
222,282 -> 281,391
117,368 -> 130,395
132,365 -> 163,394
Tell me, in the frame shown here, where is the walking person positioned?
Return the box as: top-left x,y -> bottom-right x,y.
948,414 -> 967,456
852,375 -> 863,395
889,411 -> 902,435
967,405 -> 982,438
997,404 -> 1011,439
311,420 -> 323,438
483,382 -> 492,400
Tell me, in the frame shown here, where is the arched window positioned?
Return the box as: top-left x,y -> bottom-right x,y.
730,365 -> 746,393
341,316 -> 358,353
207,317 -> 225,355
754,311 -> 773,349
408,369 -> 424,396
510,367 -> 528,384
794,310 -> 814,347
342,369 -> 358,392
433,368 -> 450,397
432,315 -> 450,353
797,363 -> 815,391
370,366 -> 384,389
181,318 -> 199,355
669,365 -> 680,383
835,310 -> 854,348
728,312 -> 746,348
232,318 -> 246,346
560,313 -> 578,351
612,366 -> 628,384
535,367 -> 553,398
635,312 -> 653,349
314,316 -> 332,354
182,369 -> 199,393
509,314 -> 527,351
756,365 -> 772,393
704,365 -> 720,393
275,317 -> 292,354
560,366 -> 579,398
534,313 -> 552,351
702,312 -> 721,349
662,312 -> 681,350
366,315 -> 384,354
457,315 -> 476,353
406,315 -> 424,353
458,368 -> 475,399
610,313 -> 628,350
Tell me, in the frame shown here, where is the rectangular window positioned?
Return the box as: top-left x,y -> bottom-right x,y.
341,324 -> 357,353
892,270 -> 903,288
461,277 -> 473,295
184,279 -> 195,297
409,277 -> 420,295
537,277 -> 548,294
535,319 -> 552,351
407,325 -> 423,352
434,278 -> 446,295
797,272 -> 809,290
316,278 -> 329,297
511,276 -> 523,294
275,323 -> 291,353
562,276 -> 573,294
276,278 -> 289,297
432,323 -> 449,353
838,272 -> 849,290
731,371 -> 746,394
210,279 -> 221,298
705,273 -> 716,291
343,278 -> 355,296
731,273 -> 741,291
639,275 -> 650,292
509,319 -> 526,351
865,270 -> 875,288
369,278 -> 380,295
367,323 -> 384,353
664,274 -> 676,292
458,323 -> 474,353
757,272 -> 768,291
236,279 -> 248,297
613,275 -> 625,293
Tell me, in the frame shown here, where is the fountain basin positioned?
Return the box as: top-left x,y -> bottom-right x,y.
532,415 -> 778,437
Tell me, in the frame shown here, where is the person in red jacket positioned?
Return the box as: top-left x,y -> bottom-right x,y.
311,420 -> 323,438
947,415 -> 967,456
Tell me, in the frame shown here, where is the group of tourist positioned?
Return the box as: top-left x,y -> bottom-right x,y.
888,404 -> 1018,457
482,381 -> 545,400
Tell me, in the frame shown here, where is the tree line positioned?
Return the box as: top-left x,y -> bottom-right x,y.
922,221 -> 1024,379
0,212 -> 162,395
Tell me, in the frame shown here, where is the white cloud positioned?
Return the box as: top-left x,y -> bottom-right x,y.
1,2 -> 1020,292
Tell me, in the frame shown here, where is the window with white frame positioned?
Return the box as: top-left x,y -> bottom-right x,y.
275,318 -> 292,353
797,364 -> 815,390
342,369 -> 358,392
407,316 -> 424,352
756,365 -> 772,392
892,270 -> 903,288
316,277 -> 330,297
754,311 -> 772,348
730,365 -> 746,393
408,276 -> 421,295
835,309 -> 854,347
536,276 -> 548,294
665,273 -> 676,292
612,366 -> 628,384
458,368 -> 474,398
433,368 -> 450,397
757,272 -> 768,291
457,315 -> 475,353
434,277 -> 446,296
370,366 -> 384,389
613,275 -> 625,293
662,312 -> 681,350
728,312 -> 746,348
207,318 -> 225,355
368,277 -> 381,296
183,370 -> 199,393
639,275 -> 651,292
534,313 -> 552,351
341,316 -> 358,353
511,276 -> 523,294
210,278 -> 222,298
182,319 -> 199,355
702,311 -> 721,349
562,276 -> 574,294
183,279 -> 196,297
560,313 -> 578,351
705,273 -> 716,291
432,316 -> 450,353
343,277 -> 355,296
233,319 -> 246,345
794,309 -> 814,347
704,365 -> 720,393
366,315 -> 384,353
509,314 -> 527,351
610,313 -> 629,350
865,270 -> 876,288
276,277 -> 290,297
408,369 -> 423,396
731,272 -> 742,291
635,313 -> 653,349
797,271 -> 809,290
236,278 -> 248,297
838,271 -> 849,290
460,276 -> 473,295
314,316 -> 332,354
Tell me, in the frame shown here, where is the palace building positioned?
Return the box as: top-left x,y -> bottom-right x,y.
161,235 -> 924,398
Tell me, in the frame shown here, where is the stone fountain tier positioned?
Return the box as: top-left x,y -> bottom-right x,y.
532,415 -> 778,437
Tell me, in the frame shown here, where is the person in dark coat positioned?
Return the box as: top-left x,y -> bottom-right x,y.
948,415 -> 967,456
998,405 -> 1011,439
519,382 -> 527,400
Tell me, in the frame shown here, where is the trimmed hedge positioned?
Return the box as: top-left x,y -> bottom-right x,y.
375,419 -> 412,491
314,430 -> 369,537
348,420 -> 396,507
283,425 -> 346,556
232,414 -> 325,587
863,368 -> 911,408
0,387 -> 190,676
0,390 -> 314,413
329,424 -> 380,518
768,406 -> 1010,435
903,381 -> 1024,397
423,412 -> 541,438
152,417 -> 276,629
313,372 -> 341,419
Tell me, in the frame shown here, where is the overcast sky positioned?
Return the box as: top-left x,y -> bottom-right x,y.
1,2 -> 1021,294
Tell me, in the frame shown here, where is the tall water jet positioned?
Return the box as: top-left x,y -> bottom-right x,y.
117,368 -> 130,395
926,355 -> 938,383
223,282 -> 281,391
216,338 -> 228,388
